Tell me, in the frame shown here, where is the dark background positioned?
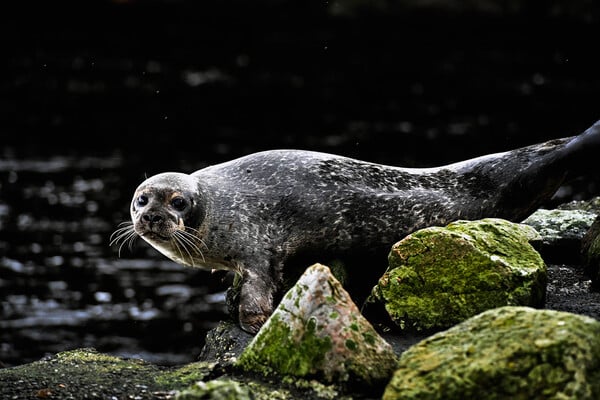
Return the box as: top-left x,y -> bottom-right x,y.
1,0 -> 600,367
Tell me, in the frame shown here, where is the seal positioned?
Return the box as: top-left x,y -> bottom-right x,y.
112,120 -> 600,333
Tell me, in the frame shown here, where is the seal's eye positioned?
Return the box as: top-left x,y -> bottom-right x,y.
137,195 -> 149,207
171,197 -> 187,211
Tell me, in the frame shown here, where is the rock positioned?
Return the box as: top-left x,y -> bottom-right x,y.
198,320 -> 253,367
581,215 -> 600,290
522,208 -> 597,263
0,348 -> 344,400
236,263 -> 398,388
383,306 -> 600,400
367,218 -> 546,332
557,196 -> 600,214
176,379 -> 252,400
0,348 -> 169,399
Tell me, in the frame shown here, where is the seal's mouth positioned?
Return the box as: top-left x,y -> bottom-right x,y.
140,231 -> 172,242
133,221 -> 176,243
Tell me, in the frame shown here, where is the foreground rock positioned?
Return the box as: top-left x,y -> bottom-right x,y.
384,306 -> 600,400
0,348 -> 345,400
236,263 -> 398,389
367,218 -> 546,331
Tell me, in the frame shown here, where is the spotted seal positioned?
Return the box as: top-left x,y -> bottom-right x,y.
112,120 -> 600,333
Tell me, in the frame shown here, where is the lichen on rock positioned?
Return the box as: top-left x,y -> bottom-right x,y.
236,263 -> 398,388
175,379 -> 252,400
368,218 -> 546,332
383,306 -> 600,400
522,208 -> 597,263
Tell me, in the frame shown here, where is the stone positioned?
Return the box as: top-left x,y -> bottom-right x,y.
197,320 -> 253,367
581,215 -> 600,289
236,263 -> 398,388
383,306 -> 600,400
522,208 -> 597,263
367,218 -> 546,332
176,379 -> 252,400
557,196 -> 600,214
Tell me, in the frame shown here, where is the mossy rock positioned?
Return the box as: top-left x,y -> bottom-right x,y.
237,263 -> 397,388
176,379 -> 252,400
383,306 -> 600,400
369,218 -> 546,331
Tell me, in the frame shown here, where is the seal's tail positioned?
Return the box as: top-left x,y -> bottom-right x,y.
464,119 -> 600,221
561,120 -> 600,169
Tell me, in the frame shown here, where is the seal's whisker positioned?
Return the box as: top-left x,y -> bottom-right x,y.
172,233 -> 196,267
171,236 -> 186,265
178,229 -> 202,251
183,226 -> 210,250
109,222 -> 138,257
119,231 -> 138,257
109,225 -> 135,246
177,230 -> 206,263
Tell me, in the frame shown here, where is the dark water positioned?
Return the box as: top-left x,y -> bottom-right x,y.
2,1 -> 600,367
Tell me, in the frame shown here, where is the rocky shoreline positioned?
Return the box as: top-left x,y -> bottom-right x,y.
2,198 -> 600,399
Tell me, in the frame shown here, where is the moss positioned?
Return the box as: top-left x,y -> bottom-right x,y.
384,307 -> 600,400
345,339 -> 357,351
0,348 -> 163,399
155,361 -> 217,389
236,313 -> 333,378
280,377 -> 341,399
374,219 -> 546,331
176,379 -> 253,400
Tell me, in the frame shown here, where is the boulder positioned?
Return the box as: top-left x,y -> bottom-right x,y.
581,215 -> 600,289
236,263 -> 398,388
367,218 -> 546,331
522,208 -> 597,263
383,306 -> 600,400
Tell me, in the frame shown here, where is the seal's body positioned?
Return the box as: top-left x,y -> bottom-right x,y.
118,120 -> 600,333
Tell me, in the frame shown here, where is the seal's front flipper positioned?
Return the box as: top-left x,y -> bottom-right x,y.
237,268 -> 277,334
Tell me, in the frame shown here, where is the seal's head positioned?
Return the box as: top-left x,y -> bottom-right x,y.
130,172 -> 206,266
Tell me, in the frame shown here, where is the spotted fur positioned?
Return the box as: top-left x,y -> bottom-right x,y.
125,120 -> 600,333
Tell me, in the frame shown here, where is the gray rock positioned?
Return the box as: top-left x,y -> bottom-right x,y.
581,215 -> 600,290
522,208 -> 597,263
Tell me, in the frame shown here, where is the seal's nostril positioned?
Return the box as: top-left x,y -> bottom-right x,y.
142,213 -> 162,223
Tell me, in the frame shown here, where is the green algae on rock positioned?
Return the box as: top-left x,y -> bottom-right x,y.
0,348 -> 166,399
383,306 -> 600,400
154,361 -> 218,390
236,263 -> 398,388
368,218 -> 546,331
176,379 -> 252,400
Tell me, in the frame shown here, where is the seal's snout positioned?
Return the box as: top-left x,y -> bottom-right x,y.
136,209 -> 174,240
141,213 -> 163,225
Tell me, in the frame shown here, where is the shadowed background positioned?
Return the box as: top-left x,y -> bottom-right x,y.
1,0 -> 599,367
